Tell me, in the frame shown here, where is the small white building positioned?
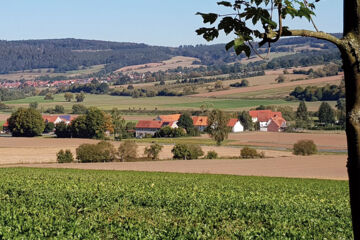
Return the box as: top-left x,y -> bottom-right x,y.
228,118 -> 244,133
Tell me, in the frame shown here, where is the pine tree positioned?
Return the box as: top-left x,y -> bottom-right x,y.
318,102 -> 335,125
296,101 -> 308,121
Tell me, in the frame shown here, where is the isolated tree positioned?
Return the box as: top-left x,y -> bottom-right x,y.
64,92 -> 74,102
196,1 -> 360,235
118,140 -> 137,162
275,74 -> 286,83
214,80 -> 223,89
296,101 -> 309,121
144,143 -> 163,160
72,104 -> 87,114
85,107 -> 107,139
75,92 -> 86,102
318,102 -> 335,125
207,109 -> 230,145
44,93 -> 54,100
111,108 -> 126,140
8,108 -> 45,137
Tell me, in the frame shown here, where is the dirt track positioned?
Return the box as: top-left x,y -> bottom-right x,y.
191,74 -> 343,97
9,155 -> 348,180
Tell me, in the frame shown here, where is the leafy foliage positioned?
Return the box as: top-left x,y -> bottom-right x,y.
293,140 -> 318,156
241,147 -> 265,159
76,141 -> 116,163
207,109 -> 230,145
205,150 -> 218,159
172,144 -> 204,160
8,108 -> 45,137
0,168 -> 352,239
118,140 -> 138,162
144,143 -> 163,160
56,149 -> 74,163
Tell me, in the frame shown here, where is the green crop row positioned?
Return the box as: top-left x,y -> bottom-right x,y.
0,168 -> 352,239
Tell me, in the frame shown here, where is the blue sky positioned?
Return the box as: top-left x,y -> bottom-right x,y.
0,0 -> 342,46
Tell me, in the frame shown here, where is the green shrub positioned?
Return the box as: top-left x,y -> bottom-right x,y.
205,150 -> 218,159
172,144 -> 204,160
241,147 -> 265,159
293,140 -> 318,155
118,140 -> 138,162
57,149 -> 74,163
144,143 -> 163,160
44,122 -> 55,133
76,141 -> 116,163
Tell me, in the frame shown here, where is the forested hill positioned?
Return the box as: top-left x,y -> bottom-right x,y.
0,35 -> 341,74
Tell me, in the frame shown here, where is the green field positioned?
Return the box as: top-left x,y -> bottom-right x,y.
0,168 -> 352,239
165,99 -> 288,109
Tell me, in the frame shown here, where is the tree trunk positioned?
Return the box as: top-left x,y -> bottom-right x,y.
343,1 -> 360,238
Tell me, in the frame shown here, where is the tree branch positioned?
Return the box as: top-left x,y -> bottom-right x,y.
283,30 -> 343,47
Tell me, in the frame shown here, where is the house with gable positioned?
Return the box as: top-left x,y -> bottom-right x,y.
155,114 -> 181,122
227,118 -> 244,133
135,120 -> 178,138
192,116 -> 208,132
249,110 -> 284,132
267,115 -> 287,132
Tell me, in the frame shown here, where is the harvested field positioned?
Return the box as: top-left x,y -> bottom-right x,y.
116,56 -> 202,73
225,132 -> 347,151
191,74 -> 343,98
13,155 -> 348,180
0,137 -> 291,165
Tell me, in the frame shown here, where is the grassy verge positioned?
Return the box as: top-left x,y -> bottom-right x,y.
0,168 -> 352,239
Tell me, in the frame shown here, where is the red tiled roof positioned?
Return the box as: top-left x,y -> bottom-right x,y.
158,114 -> 181,122
270,116 -> 286,127
42,115 -> 59,123
249,110 -> 282,122
192,116 -> 208,126
3,121 -> 9,127
136,120 -> 164,129
227,118 -> 239,127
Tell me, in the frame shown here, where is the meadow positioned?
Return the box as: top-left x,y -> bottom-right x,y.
3,93 -> 335,113
0,168 -> 352,239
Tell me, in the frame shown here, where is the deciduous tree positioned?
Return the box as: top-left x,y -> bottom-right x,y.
207,109 -> 230,145
196,1 -> 360,236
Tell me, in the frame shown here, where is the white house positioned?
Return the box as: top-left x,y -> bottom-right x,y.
228,118 -> 244,133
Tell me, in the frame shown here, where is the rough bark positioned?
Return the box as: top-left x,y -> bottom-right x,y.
343,1 -> 360,238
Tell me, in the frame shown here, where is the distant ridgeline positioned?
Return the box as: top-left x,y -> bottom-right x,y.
0,34 -> 341,74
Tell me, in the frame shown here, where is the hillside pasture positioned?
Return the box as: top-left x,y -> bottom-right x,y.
191,74 -> 343,98
116,56 -> 202,73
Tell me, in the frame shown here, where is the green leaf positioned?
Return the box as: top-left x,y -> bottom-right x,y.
217,1 -> 232,7
225,40 -> 235,51
196,12 -> 218,24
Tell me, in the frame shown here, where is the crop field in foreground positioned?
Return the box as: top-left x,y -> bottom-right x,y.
0,168 -> 351,239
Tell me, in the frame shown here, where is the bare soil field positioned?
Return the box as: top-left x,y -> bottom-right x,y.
0,137 -> 291,165
10,155 -> 348,180
116,56 -> 202,73
225,132 -> 347,151
191,74 -> 343,98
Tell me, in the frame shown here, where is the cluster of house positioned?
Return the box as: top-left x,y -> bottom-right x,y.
134,110 -> 287,138
0,78 -> 95,89
2,115 -> 75,133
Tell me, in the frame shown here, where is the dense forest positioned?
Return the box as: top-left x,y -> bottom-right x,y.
0,35 -> 341,74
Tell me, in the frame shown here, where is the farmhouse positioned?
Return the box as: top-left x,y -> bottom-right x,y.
267,116 -> 287,132
192,116 -> 244,133
155,114 -> 181,122
249,110 -> 283,132
135,120 -> 178,138
42,115 -> 73,125
192,116 -> 208,132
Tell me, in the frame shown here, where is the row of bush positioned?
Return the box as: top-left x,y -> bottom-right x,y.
58,139 -> 317,163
